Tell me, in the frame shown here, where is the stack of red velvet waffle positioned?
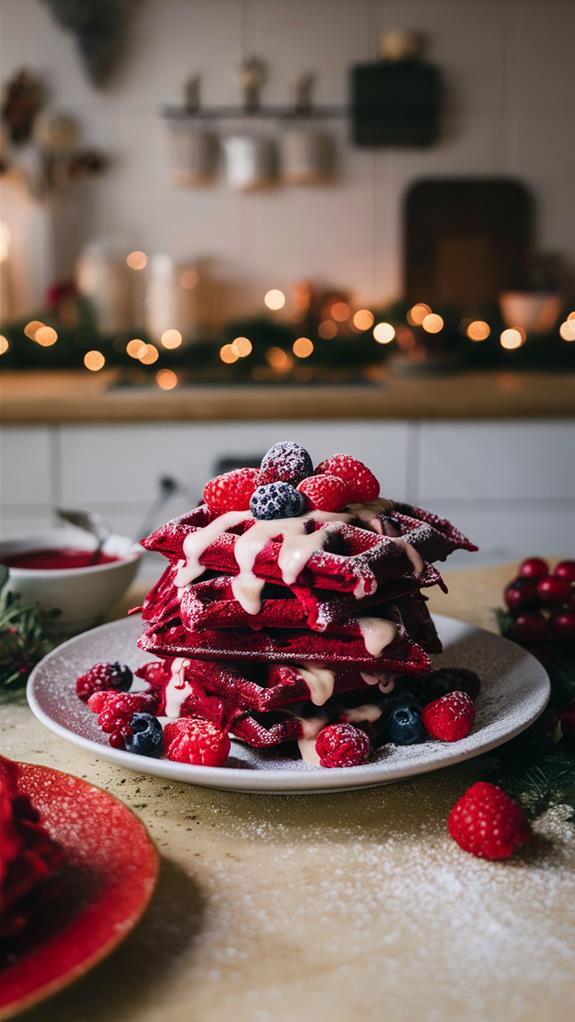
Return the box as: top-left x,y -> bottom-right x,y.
137,445 -> 475,762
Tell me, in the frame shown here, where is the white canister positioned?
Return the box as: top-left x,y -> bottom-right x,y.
279,127 -> 333,185
223,135 -> 277,192
165,121 -> 218,187
145,254 -> 199,343
76,241 -> 134,332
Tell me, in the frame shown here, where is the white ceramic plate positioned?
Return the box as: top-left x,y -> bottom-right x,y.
27,614 -> 550,793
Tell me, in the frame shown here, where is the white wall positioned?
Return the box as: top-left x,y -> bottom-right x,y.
1,0 -> 574,319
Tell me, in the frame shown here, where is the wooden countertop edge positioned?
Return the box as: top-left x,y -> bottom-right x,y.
2,372 -> 574,423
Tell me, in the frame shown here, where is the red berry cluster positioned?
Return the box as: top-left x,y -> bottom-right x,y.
87,690 -> 159,749
504,558 -> 575,646
201,443 -> 382,516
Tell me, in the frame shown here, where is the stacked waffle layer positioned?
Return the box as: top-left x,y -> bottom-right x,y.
138,496 -> 475,754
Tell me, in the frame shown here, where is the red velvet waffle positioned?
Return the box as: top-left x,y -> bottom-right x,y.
135,659 -> 401,748
142,501 -> 475,600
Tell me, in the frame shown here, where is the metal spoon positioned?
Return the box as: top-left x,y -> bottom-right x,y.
56,508 -> 111,565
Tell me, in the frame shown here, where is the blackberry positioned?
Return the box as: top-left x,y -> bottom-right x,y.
259,441 -> 313,486
424,667 -> 481,701
250,481 -> 305,520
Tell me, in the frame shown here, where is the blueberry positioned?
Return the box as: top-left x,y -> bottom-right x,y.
424,667 -> 481,701
250,481 -> 305,520
382,704 -> 425,745
125,713 -> 163,757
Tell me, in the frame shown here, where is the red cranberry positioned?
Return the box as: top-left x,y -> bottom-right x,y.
518,557 -> 549,580
558,704 -> 575,741
513,612 -> 548,644
554,560 -> 575,583
537,575 -> 572,608
504,578 -> 540,614
548,610 -> 575,643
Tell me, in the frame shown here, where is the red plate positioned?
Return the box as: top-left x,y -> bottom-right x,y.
0,763 -> 158,1020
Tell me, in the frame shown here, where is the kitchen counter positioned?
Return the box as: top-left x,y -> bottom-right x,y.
3,562 -> 574,1022
1,370 -> 574,422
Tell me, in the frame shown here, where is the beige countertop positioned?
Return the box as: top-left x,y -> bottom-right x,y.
3,562 -> 574,1022
1,370 -> 574,422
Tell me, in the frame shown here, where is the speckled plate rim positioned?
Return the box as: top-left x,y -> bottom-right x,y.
0,762 -> 158,1022
27,614 -> 550,793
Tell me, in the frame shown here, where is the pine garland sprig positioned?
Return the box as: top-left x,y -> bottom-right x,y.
0,571 -> 57,690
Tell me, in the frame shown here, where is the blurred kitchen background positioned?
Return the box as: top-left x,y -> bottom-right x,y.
0,0 -> 574,562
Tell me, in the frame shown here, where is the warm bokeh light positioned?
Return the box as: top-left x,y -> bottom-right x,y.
318,320 -> 337,339
160,329 -> 183,349
567,311 -> 575,321
83,350 -> 105,371
219,344 -> 239,365
126,338 -> 148,359
559,320 -> 575,341
373,322 -> 396,344
264,289 -> 286,311
139,343 -> 159,365
266,347 -> 292,372
421,313 -> 444,334
156,368 -> 178,390
0,335 -> 9,355
500,328 -> 524,350
408,303 -> 431,325
126,250 -> 147,270
292,336 -> 314,358
35,326 -> 58,346
231,336 -> 253,357
180,269 -> 199,290
466,320 -> 491,342
353,309 -> 374,331
331,301 -> 350,322
24,320 -> 44,340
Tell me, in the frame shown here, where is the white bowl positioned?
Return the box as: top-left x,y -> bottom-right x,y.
0,528 -> 142,637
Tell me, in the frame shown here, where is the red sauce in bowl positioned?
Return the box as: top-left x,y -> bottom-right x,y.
2,548 -> 121,571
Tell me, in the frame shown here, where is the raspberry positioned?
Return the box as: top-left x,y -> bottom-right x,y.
203,467 -> 260,515
250,481 -> 305,520
76,661 -> 133,702
315,723 -> 371,768
315,454 -> 379,503
297,474 -> 349,512
164,718 -> 231,766
421,690 -> 475,742
259,441 -> 313,486
88,691 -> 159,746
448,782 -> 532,860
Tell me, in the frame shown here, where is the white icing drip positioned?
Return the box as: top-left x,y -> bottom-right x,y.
175,510 -> 251,587
295,664 -> 336,707
231,510 -> 349,615
294,714 -> 329,739
298,738 -> 322,766
358,617 -> 398,658
360,671 -> 396,693
342,704 -> 383,724
164,657 -> 192,717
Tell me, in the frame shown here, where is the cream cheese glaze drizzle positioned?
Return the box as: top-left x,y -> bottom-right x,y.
358,617 -> 398,657
164,657 -> 192,717
230,510 -> 349,614
295,664 -> 336,706
174,500 -> 423,615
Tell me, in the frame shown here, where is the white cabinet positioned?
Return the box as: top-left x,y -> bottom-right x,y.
1,420 -> 573,562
